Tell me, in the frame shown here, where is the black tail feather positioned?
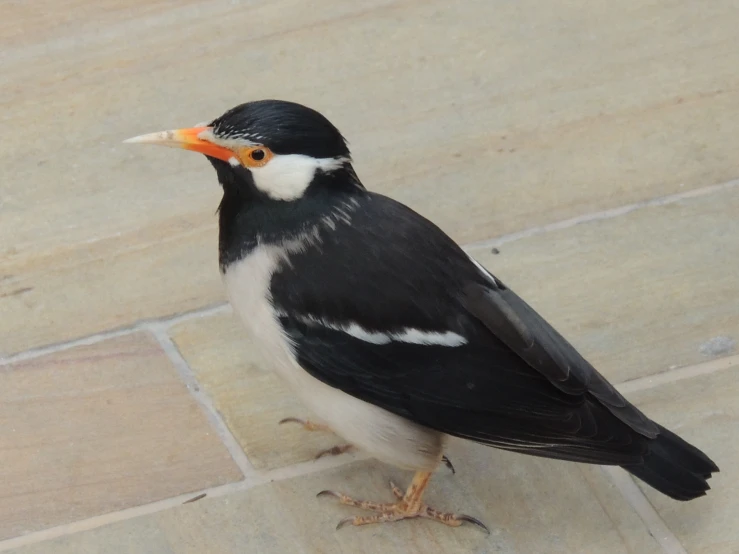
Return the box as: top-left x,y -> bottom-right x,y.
624,424 -> 719,501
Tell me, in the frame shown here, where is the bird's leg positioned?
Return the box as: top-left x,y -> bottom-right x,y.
278,417 -> 355,459
318,470 -> 488,533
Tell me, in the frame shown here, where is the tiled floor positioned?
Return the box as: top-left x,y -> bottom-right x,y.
2,1 -> 738,552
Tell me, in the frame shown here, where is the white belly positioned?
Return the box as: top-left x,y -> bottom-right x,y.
222,246 -> 444,470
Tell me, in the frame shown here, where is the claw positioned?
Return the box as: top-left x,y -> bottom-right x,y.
279,417 -> 304,425
389,480 -> 404,499
457,514 -> 491,534
317,472 -> 488,533
441,455 -> 456,474
279,417 -> 330,432
336,516 -> 355,531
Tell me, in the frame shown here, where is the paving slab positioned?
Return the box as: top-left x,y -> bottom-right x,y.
628,362 -> 738,554
7,448 -> 663,554
0,221 -> 220,358
3,0 -> 739,353
0,333 -> 242,541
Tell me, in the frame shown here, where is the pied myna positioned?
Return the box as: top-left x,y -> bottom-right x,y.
126,100 -> 718,532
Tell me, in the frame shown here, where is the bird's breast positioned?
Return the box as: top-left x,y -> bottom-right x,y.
222,246 -> 298,379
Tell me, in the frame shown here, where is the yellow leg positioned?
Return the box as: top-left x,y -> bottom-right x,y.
318,470 -> 488,533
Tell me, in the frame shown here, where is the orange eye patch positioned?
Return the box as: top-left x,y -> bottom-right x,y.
237,146 -> 274,168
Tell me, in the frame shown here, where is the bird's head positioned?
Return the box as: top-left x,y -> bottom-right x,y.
125,99 -> 358,201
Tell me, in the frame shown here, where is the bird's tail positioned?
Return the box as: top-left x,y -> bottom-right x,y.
624,424 -> 719,500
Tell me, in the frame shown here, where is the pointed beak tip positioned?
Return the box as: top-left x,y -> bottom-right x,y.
119,127 -> 233,161
122,131 -> 169,145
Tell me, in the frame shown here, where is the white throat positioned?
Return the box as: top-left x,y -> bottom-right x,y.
250,154 -> 347,201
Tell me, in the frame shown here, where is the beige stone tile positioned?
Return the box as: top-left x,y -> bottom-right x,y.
0,333 -> 242,541
4,517 -> 174,554
0,219 -> 224,356
1,0 -> 203,49
627,365 -> 738,554
0,219 -> 225,355
579,465 -> 666,554
170,314 -> 346,471
472,186 -> 739,383
7,450 -> 663,554
3,0 -> 739,353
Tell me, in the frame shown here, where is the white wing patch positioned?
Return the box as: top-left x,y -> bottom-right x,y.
391,328 -> 467,346
284,313 -> 468,347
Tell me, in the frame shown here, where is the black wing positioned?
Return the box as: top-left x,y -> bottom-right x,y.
271,193 -> 658,465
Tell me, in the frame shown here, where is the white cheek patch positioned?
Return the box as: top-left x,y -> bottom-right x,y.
251,154 -> 346,201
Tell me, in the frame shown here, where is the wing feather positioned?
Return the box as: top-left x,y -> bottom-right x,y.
269,192 -> 658,465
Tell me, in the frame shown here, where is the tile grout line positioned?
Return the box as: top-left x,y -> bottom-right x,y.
0,302 -> 231,367
0,452 -> 368,552
146,323 -> 256,479
602,467 -> 688,554
617,354 -> 739,395
464,177 -> 739,251
0,327 -> 138,367
0,481 -> 257,553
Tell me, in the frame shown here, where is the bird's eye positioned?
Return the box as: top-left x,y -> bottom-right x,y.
237,146 -> 273,168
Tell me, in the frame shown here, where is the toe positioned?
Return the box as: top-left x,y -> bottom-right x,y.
422,506 -> 490,534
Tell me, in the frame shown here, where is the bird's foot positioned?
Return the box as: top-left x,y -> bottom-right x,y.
278,417 -> 331,432
317,481 -> 488,533
315,443 -> 356,459
279,418 -> 356,460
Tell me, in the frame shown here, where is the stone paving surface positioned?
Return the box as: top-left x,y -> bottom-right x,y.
1,0 -> 738,552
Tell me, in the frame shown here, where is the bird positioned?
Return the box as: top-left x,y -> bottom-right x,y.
125,99 -> 718,533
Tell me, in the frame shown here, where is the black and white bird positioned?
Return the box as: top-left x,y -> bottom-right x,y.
126,99 -> 718,532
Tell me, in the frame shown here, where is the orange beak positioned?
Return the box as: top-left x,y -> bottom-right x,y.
123,127 -> 234,162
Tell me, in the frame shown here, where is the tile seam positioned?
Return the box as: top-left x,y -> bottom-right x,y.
617,354 -> 739,395
0,481 -> 257,553
0,302 -> 230,366
146,323 -> 256,479
465,177 -> 739,252
602,467 -> 688,554
0,453 -> 366,551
